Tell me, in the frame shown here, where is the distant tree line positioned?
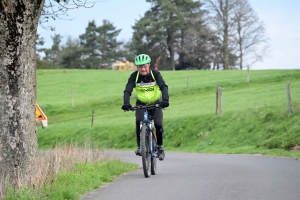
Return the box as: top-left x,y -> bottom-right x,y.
36,0 -> 269,70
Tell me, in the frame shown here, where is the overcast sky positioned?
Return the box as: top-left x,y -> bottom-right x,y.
37,0 -> 300,70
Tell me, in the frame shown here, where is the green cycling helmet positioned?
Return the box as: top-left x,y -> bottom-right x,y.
134,54 -> 151,65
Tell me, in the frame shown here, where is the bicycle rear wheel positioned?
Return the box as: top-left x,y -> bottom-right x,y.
141,125 -> 151,178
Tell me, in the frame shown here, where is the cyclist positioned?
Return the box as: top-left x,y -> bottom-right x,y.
121,54 -> 169,161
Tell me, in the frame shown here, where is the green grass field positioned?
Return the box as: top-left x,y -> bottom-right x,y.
37,69 -> 300,158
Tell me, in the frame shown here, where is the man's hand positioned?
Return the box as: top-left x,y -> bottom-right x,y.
121,104 -> 132,111
159,101 -> 169,108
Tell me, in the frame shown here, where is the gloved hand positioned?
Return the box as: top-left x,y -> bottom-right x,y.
159,101 -> 169,108
121,103 -> 132,111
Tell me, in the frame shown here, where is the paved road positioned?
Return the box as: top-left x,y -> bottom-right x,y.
81,151 -> 300,200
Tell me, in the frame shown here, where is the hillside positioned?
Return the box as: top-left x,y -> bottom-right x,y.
37,69 -> 300,158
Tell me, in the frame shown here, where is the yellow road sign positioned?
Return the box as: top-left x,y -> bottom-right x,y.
36,104 -> 47,121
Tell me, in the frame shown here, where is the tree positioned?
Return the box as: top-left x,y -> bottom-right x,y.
204,0 -> 238,69
36,34 -> 45,56
0,0 -> 88,189
79,20 -> 123,69
232,0 -> 269,69
132,0 -> 205,70
60,36 -> 84,69
205,0 -> 268,70
36,34 -> 54,69
0,0 -> 44,187
176,13 -> 213,70
96,19 -> 123,64
118,39 -> 137,63
43,33 -> 63,65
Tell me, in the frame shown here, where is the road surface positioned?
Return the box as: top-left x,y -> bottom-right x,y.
81,151 -> 300,200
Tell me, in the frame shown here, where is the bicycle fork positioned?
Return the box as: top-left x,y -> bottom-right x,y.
140,110 -> 157,158
149,121 -> 157,158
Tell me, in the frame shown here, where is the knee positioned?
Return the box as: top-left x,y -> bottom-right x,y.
154,118 -> 163,127
155,124 -> 163,133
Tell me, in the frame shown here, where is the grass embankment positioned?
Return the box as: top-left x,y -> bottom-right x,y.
37,69 -> 300,158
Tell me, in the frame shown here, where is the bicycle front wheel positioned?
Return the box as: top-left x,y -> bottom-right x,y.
151,132 -> 157,175
141,125 -> 151,178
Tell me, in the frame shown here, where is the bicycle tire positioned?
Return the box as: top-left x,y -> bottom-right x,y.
141,125 -> 151,178
151,133 -> 157,175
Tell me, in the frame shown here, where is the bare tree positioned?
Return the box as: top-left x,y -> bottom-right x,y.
232,0 -> 269,69
0,0 -> 89,189
205,0 -> 238,69
40,0 -> 94,30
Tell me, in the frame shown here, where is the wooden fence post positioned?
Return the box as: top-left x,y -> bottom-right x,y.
286,81 -> 293,115
71,88 -> 74,107
91,110 -> 95,127
216,84 -> 219,115
219,86 -> 223,115
187,76 -> 189,89
247,65 -> 250,83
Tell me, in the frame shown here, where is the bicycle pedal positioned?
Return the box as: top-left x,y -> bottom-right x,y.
158,152 -> 165,161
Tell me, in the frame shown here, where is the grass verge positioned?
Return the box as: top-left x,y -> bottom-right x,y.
1,144 -> 138,200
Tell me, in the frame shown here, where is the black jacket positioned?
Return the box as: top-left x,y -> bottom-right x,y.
123,69 -> 169,105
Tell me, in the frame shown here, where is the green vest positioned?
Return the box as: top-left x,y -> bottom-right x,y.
135,70 -> 161,104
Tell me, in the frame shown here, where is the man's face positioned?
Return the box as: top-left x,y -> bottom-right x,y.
137,64 -> 150,75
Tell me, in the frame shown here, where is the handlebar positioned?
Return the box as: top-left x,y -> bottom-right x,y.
131,104 -> 161,111
124,104 -> 161,112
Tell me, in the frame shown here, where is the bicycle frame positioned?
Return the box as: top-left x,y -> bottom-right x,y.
129,103 -> 160,177
140,109 -> 157,158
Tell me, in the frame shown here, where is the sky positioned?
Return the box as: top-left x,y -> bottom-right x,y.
37,0 -> 300,70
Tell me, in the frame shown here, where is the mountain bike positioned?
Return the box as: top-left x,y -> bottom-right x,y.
130,104 -> 161,178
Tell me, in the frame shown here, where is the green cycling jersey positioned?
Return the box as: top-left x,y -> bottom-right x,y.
135,70 -> 161,104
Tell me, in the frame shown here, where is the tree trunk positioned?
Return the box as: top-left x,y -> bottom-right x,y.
169,43 -> 175,71
222,5 -> 229,70
0,0 -> 44,187
167,28 -> 175,71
